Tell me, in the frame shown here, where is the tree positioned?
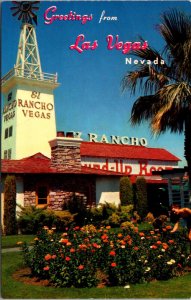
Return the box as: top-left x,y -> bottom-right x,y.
3,175 -> 17,235
135,177 -> 148,219
122,9 -> 191,197
120,176 -> 133,205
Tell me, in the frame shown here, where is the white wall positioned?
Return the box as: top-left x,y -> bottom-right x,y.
96,177 -> 120,206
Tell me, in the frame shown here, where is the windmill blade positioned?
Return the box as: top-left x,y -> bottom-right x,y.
18,11 -> 24,20
11,1 -> 40,25
12,9 -> 20,16
11,6 -> 20,10
31,7 -> 39,11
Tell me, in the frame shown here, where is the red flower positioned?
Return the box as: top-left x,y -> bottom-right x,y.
78,265 -> 84,270
44,254 -> 52,261
65,256 -> 71,261
109,250 -> 116,256
101,234 -> 108,240
139,232 -> 145,237
150,245 -> 157,249
134,246 -> 139,251
166,225 -> 172,230
70,248 -> 75,253
156,240 -> 162,245
61,238 -> 69,244
168,239 -> 174,244
162,243 -> 168,250
111,262 -> 117,267
43,266 -> 50,271
51,254 -> 57,259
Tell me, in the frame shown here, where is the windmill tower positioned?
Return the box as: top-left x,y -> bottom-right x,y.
1,1 -> 59,159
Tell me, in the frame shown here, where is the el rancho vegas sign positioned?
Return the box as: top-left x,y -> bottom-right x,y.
71,131 -> 148,146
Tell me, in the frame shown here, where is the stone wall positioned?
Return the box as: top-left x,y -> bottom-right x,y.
49,137 -> 82,171
23,174 -> 96,210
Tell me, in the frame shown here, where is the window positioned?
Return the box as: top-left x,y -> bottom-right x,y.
4,126 -> 13,139
4,150 -> 8,159
5,128 -> 9,139
36,185 -> 49,206
8,92 -> 12,102
9,126 -> 13,137
8,149 -> 12,159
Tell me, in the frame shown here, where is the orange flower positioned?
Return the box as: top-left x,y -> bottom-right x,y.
106,226 -> 111,229
150,231 -> 155,235
118,233 -> 123,238
60,238 -> 69,244
111,262 -> 117,267
43,266 -> 50,271
139,232 -> 145,237
134,246 -> 139,251
70,248 -> 75,253
162,243 -> 168,250
44,254 -> 52,261
109,250 -> 116,256
120,240 -> 126,245
78,265 -> 84,270
66,242 -> 72,246
51,254 -> 57,259
166,225 -> 172,230
156,240 -> 162,245
65,256 -> 71,261
101,234 -> 108,240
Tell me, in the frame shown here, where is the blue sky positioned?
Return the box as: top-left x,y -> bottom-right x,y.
2,1 -> 191,166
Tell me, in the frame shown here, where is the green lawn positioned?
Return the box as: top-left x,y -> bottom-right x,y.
1,235 -> 35,249
2,251 -> 191,299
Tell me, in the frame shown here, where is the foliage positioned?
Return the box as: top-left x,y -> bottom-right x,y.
20,224 -> 191,288
53,211 -> 74,231
145,212 -> 155,223
120,177 -> 133,206
62,193 -> 88,226
17,205 -> 74,234
122,9 -> 191,194
3,175 -> 17,235
2,252 -> 191,299
17,205 -> 56,234
135,177 -> 148,219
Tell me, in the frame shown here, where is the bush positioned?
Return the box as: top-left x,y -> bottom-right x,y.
3,175 -> 17,235
120,177 -> 134,206
17,205 -> 75,234
20,224 -> 191,288
17,205 -> 56,234
135,177 -> 148,219
53,211 -> 74,231
63,193 -> 88,226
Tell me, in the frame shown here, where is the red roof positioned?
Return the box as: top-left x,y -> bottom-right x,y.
80,142 -> 180,162
1,153 -> 123,176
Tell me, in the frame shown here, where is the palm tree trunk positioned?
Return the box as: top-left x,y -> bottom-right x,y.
184,113 -> 191,202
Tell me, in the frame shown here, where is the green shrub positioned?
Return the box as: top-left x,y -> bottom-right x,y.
135,177 -> 148,219
53,211 -> 74,231
17,205 -> 56,234
120,176 -> 133,206
3,175 -> 17,235
63,193 -> 88,226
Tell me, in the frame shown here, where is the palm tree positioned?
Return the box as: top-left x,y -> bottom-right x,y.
122,9 -> 191,198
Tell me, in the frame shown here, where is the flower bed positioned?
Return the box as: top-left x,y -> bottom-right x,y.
20,224 -> 191,288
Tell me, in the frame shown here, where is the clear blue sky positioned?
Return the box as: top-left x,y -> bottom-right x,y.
2,1 -> 191,166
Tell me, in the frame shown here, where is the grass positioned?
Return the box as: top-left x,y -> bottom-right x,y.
1,235 -> 35,249
2,251 -> 191,299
